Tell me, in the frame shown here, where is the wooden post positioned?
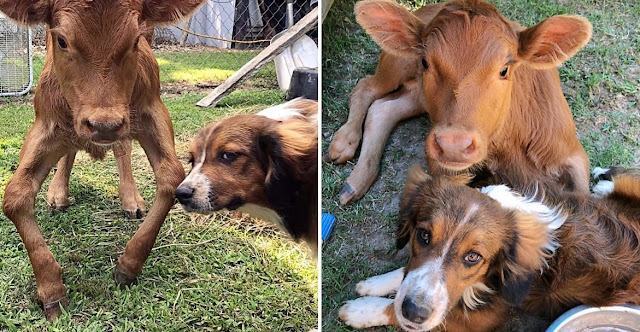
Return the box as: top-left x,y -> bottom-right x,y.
322,0 -> 335,20
196,6 -> 318,108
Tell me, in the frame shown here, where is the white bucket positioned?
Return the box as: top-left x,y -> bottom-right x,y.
272,33 -> 318,91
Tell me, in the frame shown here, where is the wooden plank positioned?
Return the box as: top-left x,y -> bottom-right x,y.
196,7 -> 319,108
322,0 -> 335,20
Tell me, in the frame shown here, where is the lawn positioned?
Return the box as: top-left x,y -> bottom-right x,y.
0,49 -> 317,331
321,0 -> 640,331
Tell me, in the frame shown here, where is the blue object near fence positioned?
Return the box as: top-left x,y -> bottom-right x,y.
321,212 -> 336,242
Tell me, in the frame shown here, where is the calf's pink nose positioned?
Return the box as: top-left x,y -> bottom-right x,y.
435,133 -> 475,155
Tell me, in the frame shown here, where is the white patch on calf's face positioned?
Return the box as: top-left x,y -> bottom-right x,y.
394,259 -> 448,332
356,267 -> 405,297
338,296 -> 394,329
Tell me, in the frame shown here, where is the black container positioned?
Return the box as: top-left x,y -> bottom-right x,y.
286,67 -> 318,101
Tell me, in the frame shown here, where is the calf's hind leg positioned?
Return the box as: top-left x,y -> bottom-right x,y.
114,102 -> 185,285
339,81 -> 422,205
47,151 -> 77,211
114,140 -> 146,219
3,125 -> 67,320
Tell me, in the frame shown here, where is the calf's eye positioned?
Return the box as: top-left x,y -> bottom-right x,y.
417,229 -> 431,246
463,251 -> 483,266
57,36 -> 68,49
499,65 -> 510,79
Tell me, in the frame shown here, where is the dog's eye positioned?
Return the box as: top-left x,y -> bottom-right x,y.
188,154 -> 195,165
463,251 -> 483,266
499,65 -> 510,80
218,152 -> 238,163
417,229 -> 431,246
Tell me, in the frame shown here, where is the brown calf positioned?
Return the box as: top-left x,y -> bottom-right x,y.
326,0 -> 592,205
0,0 -> 204,320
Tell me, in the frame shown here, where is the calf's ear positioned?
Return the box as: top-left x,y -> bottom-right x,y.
518,15 -> 592,69
0,0 -> 51,25
142,0 -> 205,24
355,0 -> 425,58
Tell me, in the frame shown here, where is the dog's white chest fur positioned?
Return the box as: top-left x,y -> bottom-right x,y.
237,203 -> 285,231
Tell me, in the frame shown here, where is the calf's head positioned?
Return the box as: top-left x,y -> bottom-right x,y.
393,166 -> 565,331
356,0 -> 591,171
0,0 -> 204,145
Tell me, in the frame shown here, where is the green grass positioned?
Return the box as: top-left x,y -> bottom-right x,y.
0,49 -> 317,331
321,0 -> 640,331
155,51 -> 276,85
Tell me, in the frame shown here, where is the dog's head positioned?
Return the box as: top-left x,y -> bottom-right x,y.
176,99 -> 317,218
393,166 -> 565,331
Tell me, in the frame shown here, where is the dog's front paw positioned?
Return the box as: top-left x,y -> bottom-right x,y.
339,296 -> 394,329
356,267 -> 404,297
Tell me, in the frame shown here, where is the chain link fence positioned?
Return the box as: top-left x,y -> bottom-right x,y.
30,1 -> 316,49
0,13 -> 33,96
5,1 -> 317,95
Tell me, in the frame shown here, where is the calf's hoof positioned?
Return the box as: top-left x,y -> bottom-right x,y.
123,207 -> 145,219
47,195 -> 71,212
114,266 -> 138,287
121,195 -> 146,220
42,296 -> 69,321
326,126 -> 361,164
339,182 -> 361,206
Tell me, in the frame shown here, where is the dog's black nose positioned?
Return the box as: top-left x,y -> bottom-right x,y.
401,298 -> 431,324
175,185 -> 194,202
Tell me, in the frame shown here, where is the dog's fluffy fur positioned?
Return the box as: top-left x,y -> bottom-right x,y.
176,98 -> 318,250
340,166 -> 640,331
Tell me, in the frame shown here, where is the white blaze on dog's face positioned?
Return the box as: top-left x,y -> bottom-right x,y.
394,169 -> 564,331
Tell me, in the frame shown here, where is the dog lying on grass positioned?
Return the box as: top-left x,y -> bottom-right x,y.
175,99 -> 318,252
339,166 -> 640,331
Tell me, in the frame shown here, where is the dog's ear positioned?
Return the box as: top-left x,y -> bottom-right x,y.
488,211 -> 553,305
257,130 -> 291,194
499,265 -> 534,306
396,166 -> 431,249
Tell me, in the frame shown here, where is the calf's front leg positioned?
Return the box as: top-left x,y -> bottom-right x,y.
114,105 -> 185,285
339,82 -> 422,205
326,53 -> 417,164
3,124 -> 67,320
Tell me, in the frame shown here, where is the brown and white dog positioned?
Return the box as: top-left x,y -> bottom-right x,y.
175,98 -> 318,251
339,166 -> 640,331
